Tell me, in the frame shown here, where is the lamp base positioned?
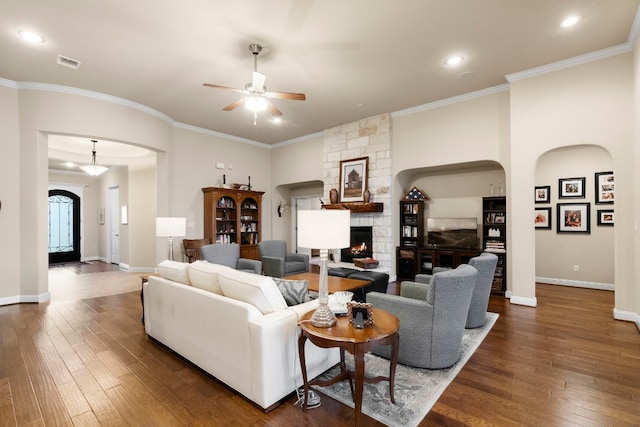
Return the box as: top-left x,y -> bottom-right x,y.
310,303 -> 336,327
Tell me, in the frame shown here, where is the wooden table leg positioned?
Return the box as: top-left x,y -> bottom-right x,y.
297,333 -> 310,409
353,352 -> 365,427
389,332 -> 399,404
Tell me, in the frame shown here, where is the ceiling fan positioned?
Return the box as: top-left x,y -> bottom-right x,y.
203,44 -> 306,123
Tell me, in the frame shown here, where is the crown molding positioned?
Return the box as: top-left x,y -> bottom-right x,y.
505,43 -> 632,83
392,84 -> 510,118
172,122 -> 267,148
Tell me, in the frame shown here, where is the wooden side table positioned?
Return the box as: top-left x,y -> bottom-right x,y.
298,308 -> 399,426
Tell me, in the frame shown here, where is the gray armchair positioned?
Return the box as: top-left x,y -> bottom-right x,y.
258,240 -> 309,278
200,243 -> 262,274
415,252 -> 498,329
367,264 -> 477,369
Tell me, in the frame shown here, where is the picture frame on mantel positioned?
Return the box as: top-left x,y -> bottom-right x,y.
339,157 -> 368,202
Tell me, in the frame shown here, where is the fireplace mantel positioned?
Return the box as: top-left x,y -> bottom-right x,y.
323,202 -> 384,213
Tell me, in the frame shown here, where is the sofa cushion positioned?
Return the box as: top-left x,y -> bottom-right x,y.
272,278 -> 309,306
187,260 -> 235,294
218,269 -> 287,314
157,260 -> 191,285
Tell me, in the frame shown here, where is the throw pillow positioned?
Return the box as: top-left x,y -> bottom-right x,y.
156,260 -> 191,285
272,278 -> 309,306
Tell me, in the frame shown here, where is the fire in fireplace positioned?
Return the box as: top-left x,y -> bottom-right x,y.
341,226 -> 373,262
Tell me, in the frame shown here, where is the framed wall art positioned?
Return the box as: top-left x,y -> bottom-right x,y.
594,171 -> 614,204
558,177 -> 585,199
557,203 -> 590,234
534,186 -> 550,203
339,156 -> 369,202
534,207 -> 551,229
597,209 -> 614,226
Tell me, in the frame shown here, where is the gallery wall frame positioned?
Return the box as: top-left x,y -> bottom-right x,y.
558,177 -> 586,199
597,209 -> 614,226
534,207 -> 552,229
594,171 -> 614,204
557,203 -> 590,234
339,156 -> 369,202
534,186 -> 550,203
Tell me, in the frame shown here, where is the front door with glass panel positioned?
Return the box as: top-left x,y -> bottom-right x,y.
48,190 -> 81,264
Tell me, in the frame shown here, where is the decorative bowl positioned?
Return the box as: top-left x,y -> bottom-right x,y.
333,291 -> 354,306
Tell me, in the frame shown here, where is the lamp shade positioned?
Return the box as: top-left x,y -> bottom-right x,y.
156,217 -> 186,237
298,210 -> 350,250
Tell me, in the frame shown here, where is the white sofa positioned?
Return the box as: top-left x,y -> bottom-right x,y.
142,260 -> 339,411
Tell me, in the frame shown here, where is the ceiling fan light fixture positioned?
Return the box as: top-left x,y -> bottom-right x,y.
245,96 -> 268,112
79,140 -> 108,176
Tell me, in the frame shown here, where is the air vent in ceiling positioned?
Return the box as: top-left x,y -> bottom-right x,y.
55,55 -> 81,70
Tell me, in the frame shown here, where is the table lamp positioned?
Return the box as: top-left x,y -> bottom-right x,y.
298,210 -> 350,327
156,217 -> 186,261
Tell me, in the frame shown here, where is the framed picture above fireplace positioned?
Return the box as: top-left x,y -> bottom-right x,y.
339,157 -> 368,202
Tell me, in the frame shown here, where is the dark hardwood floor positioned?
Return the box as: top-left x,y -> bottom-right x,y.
0,263 -> 638,426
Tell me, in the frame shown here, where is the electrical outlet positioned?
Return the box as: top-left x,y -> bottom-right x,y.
573,265 -> 579,272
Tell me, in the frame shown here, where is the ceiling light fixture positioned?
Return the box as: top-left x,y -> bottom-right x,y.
244,96 -> 268,112
272,116 -> 282,124
560,15 -> 582,28
18,30 -> 44,44
79,140 -> 108,176
445,55 -> 464,66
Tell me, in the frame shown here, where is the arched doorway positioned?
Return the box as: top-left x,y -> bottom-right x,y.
48,189 -> 81,264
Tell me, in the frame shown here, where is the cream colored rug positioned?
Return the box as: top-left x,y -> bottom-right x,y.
313,312 -> 498,427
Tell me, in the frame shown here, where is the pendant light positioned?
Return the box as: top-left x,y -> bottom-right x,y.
79,140 -> 108,176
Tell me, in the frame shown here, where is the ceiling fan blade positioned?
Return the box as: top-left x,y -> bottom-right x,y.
266,100 -> 283,117
203,83 -> 246,94
222,98 -> 248,111
252,72 -> 266,91
265,91 -> 306,101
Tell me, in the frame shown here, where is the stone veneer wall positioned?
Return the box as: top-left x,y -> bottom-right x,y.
323,113 -> 393,271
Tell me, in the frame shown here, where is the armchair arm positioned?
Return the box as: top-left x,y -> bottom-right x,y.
400,281 -> 432,300
237,258 -> 262,275
285,253 -> 309,267
414,274 -> 434,284
261,256 -> 285,278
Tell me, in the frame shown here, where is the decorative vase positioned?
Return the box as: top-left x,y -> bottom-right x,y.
330,188 -> 339,204
363,189 -> 370,203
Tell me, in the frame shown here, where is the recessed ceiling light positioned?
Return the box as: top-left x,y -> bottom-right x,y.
445,55 -> 464,66
64,162 -> 76,168
560,15 -> 582,28
18,30 -> 44,44
272,116 -> 282,124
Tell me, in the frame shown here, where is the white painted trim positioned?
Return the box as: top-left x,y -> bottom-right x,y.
613,308 -> 640,326
505,290 -> 513,298
0,292 -> 51,306
628,4 -> 640,46
510,295 -> 537,307
118,263 -> 130,270
536,277 -> 614,291
505,44 -> 632,82
172,122 -> 267,148
0,77 -> 19,89
392,84 -> 510,118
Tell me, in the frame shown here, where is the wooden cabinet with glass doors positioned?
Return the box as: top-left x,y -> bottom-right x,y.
202,187 -> 264,260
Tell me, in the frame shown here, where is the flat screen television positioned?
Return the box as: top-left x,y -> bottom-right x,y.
427,218 -> 479,249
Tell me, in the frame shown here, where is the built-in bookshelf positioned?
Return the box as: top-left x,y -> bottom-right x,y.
482,196 -> 506,295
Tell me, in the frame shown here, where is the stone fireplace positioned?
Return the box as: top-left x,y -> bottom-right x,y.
323,113 -> 393,274
341,226 -> 373,262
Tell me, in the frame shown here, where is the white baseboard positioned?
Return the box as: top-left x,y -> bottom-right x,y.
536,277 -> 614,291
509,295 -> 537,307
0,292 -> 50,306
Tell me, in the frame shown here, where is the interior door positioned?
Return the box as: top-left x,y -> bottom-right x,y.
108,186 -> 120,265
48,190 -> 81,264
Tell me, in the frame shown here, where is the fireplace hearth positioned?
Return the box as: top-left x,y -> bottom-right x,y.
341,226 -> 373,262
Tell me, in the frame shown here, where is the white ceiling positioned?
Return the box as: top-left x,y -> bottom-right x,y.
2,0 -> 639,158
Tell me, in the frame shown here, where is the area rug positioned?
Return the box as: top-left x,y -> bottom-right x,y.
312,312 -> 498,427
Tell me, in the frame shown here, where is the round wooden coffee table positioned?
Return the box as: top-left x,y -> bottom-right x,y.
298,307 -> 399,426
